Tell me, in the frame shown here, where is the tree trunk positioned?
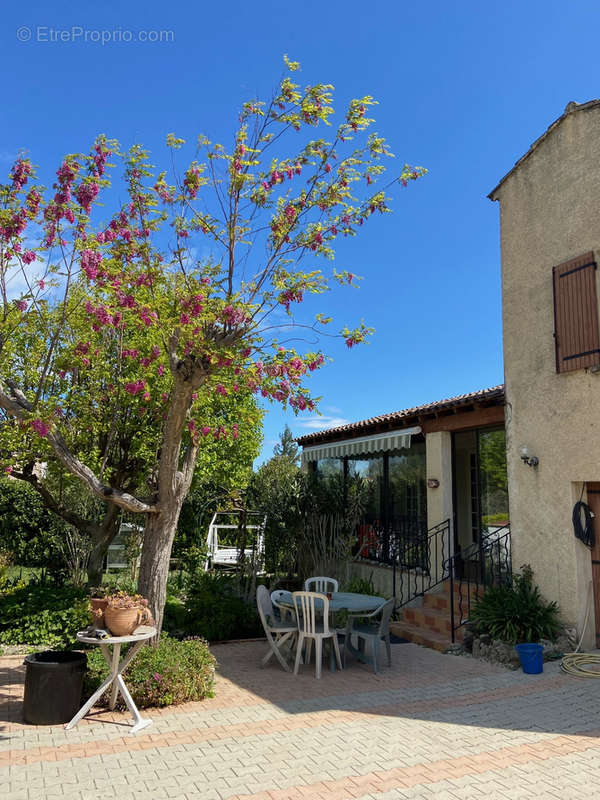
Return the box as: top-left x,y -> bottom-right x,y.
138,497 -> 185,634
87,504 -> 122,587
137,373 -> 199,637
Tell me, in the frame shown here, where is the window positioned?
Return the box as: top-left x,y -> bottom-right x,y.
553,251 -> 600,373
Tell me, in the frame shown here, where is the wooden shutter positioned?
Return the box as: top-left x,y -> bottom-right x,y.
553,251 -> 600,373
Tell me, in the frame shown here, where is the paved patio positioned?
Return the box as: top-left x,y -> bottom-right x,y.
2,640 -> 600,799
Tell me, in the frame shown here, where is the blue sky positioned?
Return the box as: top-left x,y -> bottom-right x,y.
3,0 -> 600,463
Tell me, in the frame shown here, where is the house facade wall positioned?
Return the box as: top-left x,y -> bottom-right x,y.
491,103 -> 600,647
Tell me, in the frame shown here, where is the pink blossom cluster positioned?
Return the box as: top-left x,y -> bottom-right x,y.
279,288 -> 303,311
261,162 -> 302,193
284,204 -> 297,223
84,300 -> 121,329
124,380 -> 146,396
97,211 -> 133,245
310,231 -> 323,251
221,305 -> 247,327
93,142 -> 111,177
10,159 -> 32,192
154,179 -> 174,203
180,294 -> 204,318
75,180 -> 100,215
117,292 -> 136,308
0,209 -> 27,243
30,418 -> 50,437
140,345 -> 161,367
43,159 -> 80,246
289,394 -> 311,411
74,341 -> 91,357
308,354 -> 325,371
184,166 -> 203,198
136,273 -> 154,288
26,188 -> 42,217
139,307 -> 158,327
400,169 -> 422,188
80,249 -> 102,281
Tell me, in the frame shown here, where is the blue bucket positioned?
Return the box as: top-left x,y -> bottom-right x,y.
515,643 -> 544,674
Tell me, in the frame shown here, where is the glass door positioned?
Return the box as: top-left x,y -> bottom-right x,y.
452,427 -> 509,576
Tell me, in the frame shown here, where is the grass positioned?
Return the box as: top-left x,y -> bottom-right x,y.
5,566 -> 43,582
482,514 -> 510,526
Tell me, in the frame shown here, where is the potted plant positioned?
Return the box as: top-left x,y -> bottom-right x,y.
89,586 -> 110,629
104,592 -> 153,636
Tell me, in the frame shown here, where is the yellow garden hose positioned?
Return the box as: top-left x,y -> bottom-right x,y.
560,652 -> 600,678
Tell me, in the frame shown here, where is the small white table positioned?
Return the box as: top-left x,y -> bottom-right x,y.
65,626 -> 156,735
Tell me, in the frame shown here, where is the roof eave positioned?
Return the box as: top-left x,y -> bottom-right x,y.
488,99 -> 600,201
295,385 -> 505,446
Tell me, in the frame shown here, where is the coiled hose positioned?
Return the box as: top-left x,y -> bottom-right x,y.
560,581 -> 600,677
561,652 -> 600,677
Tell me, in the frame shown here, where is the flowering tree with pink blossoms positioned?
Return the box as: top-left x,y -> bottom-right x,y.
0,57 -> 425,630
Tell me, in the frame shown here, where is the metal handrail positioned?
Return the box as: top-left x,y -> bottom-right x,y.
449,526 -> 511,642
392,518 -> 452,608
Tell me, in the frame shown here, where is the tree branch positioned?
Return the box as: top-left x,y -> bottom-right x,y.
11,467 -> 97,533
0,381 -> 158,515
180,441 -> 199,498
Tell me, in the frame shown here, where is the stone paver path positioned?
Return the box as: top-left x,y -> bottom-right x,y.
2,641 -> 600,799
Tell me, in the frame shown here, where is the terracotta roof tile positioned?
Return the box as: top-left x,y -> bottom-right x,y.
296,384 -> 505,445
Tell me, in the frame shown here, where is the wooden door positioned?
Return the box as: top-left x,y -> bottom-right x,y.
586,483 -> 600,646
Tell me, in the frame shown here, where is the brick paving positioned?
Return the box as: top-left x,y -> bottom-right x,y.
2,641 -> 600,799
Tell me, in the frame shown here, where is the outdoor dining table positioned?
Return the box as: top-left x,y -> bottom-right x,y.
65,626 -> 156,735
277,591 -> 386,670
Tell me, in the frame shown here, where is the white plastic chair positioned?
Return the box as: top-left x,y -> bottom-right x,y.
292,591 -> 342,679
256,585 -> 298,672
271,589 -> 295,623
343,598 -> 395,674
304,576 -> 339,594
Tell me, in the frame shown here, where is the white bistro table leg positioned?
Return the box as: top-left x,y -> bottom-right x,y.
108,643 -> 121,710
65,637 -> 152,735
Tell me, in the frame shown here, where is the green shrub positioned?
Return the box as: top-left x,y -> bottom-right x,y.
469,565 -> 561,645
83,635 -> 216,709
163,596 -> 188,637
344,575 -> 378,595
0,479 -> 67,569
182,572 -> 263,642
0,579 -> 89,648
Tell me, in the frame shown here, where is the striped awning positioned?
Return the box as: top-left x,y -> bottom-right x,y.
301,426 -> 421,463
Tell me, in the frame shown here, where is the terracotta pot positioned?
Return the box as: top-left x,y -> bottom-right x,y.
104,605 -> 147,637
90,597 -> 108,629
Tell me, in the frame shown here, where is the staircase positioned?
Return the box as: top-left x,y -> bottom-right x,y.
390,580 -> 482,652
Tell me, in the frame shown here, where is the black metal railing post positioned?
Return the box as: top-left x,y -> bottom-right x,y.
449,551 -> 455,643
447,524 -> 511,641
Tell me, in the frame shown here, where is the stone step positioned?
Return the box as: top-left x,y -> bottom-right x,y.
402,606 -> 457,637
423,588 -> 482,612
390,620 -> 455,652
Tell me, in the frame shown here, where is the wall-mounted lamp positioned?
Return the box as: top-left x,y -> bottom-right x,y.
520,445 -> 539,468
427,478 -> 440,489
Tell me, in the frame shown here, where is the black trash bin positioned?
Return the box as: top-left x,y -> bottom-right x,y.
23,650 -> 87,725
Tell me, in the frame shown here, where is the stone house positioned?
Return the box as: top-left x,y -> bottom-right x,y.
298,100 -> 600,650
